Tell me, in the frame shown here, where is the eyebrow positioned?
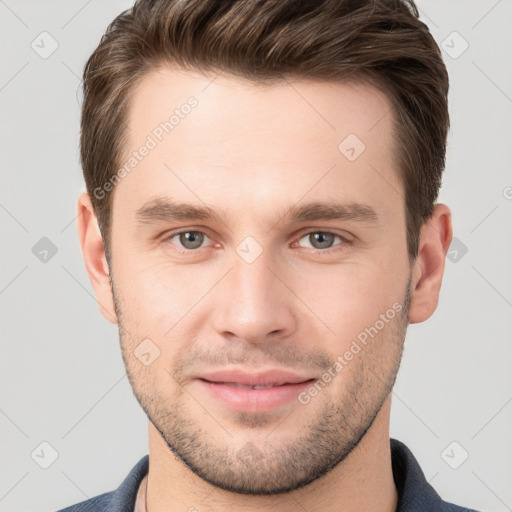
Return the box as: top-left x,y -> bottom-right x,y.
135,196 -> 379,228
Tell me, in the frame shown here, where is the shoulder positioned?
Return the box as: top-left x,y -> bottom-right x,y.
391,439 -> 481,512
55,491 -> 114,512
55,455 -> 149,512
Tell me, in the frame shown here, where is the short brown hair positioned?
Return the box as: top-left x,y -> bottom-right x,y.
80,0 -> 449,267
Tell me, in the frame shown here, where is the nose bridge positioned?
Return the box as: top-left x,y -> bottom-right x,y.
234,241 -> 276,307
212,239 -> 296,343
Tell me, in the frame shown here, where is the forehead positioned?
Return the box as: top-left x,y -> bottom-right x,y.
125,65 -> 394,145
113,65 -> 401,227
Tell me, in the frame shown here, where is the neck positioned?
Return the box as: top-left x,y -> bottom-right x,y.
145,396 -> 397,512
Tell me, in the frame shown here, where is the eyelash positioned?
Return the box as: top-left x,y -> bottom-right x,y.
162,229 -> 351,254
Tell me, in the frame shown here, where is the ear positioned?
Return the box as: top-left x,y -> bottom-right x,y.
408,203 -> 453,324
76,191 -> 118,325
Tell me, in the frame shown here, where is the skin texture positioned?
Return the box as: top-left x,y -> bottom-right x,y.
77,65 -> 453,512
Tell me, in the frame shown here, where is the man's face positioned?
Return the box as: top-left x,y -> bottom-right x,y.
108,66 -> 413,494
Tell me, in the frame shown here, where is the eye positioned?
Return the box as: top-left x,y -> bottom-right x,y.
296,231 -> 350,251
162,229 -> 350,254
165,230 -> 212,251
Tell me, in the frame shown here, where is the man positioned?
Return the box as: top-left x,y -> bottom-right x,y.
57,0 -> 480,510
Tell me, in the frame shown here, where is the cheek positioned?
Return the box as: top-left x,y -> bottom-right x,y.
115,234 -> 407,348
116,264 -> 195,323
115,268 -> 207,369
295,263 -> 398,342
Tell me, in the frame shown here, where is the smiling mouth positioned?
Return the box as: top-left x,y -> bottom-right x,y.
196,377 -> 316,412
202,380 -> 315,390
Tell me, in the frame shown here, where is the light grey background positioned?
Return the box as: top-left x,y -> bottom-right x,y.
1,1 -> 511,511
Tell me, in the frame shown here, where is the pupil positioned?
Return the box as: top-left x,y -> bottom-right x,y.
181,232 -> 203,249
312,232 -> 332,249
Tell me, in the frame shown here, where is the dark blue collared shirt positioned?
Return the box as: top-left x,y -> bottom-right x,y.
56,438 -> 480,511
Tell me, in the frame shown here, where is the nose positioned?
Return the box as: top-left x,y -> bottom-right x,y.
210,246 -> 298,346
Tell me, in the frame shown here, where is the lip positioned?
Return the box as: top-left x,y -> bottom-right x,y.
195,369 -> 315,413
197,368 -> 314,387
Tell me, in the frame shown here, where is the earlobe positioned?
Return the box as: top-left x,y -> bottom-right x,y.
76,191 -> 118,325
408,203 -> 453,324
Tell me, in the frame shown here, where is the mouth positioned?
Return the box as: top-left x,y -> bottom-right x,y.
196,368 -> 315,387
194,371 -> 316,413
205,381 -> 302,389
